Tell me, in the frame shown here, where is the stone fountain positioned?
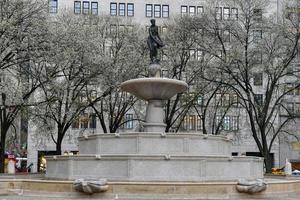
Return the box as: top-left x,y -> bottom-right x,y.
120,73 -> 187,132
45,20 -> 263,182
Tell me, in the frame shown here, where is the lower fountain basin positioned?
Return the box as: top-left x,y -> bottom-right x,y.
120,78 -> 188,101
46,154 -> 263,181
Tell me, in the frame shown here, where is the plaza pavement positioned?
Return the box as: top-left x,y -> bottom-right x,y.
1,175 -> 300,200
1,195 -> 300,200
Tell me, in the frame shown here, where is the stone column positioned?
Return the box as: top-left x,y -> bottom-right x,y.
144,100 -> 166,132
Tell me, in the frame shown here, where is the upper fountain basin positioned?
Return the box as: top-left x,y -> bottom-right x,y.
120,78 -> 188,101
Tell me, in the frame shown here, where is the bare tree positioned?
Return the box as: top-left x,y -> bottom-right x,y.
32,14 -> 112,155
162,17 -> 204,132
89,17 -> 147,133
160,16 -> 238,134
198,0 -> 300,172
0,0 -> 47,172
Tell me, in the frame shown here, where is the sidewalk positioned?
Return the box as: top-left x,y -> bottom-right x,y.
0,173 -> 44,179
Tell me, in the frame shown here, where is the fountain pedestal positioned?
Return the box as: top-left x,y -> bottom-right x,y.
120,69 -> 188,132
144,100 -> 166,132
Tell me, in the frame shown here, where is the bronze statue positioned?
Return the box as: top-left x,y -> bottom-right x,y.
147,19 -> 164,64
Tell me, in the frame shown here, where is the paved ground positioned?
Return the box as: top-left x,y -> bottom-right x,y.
1,195 -> 300,200
0,175 -> 299,200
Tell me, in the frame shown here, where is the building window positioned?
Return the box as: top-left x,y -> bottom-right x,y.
253,8 -> 262,20
81,113 -> 89,128
286,7 -> 300,20
127,3 -> 134,16
49,0 -> 58,13
295,103 -> 300,114
154,4 -> 161,18
286,84 -> 295,95
215,93 -> 222,106
162,5 -> 169,18
72,113 -> 96,129
253,51 -> 263,64
110,3 -> 117,16
215,7 -> 222,20
89,113 -> 97,129
197,115 -> 202,130
146,4 -> 152,17
285,84 -> 300,96
83,1 -> 89,15
118,3 -> 125,16
197,96 -> 203,105
295,87 -> 300,96
223,29 -> 230,42
223,116 -> 230,130
189,115 -> 196,130
162,26 -> 168,34
232,116 -> 239,130
223,7 -> 230,20
127,24 -> 133,31
161,69 -> 169,78
119,25 -> 126,32
125,114 -> 133,129
215,115 -> 239,131
91,2 -> 98,15
253,73 -> 263,86
189,6 -> 196,16
189,49 -> 196,60
254,94 -> 263,106
72,118 -> 79,129
197,50 -> 203,61
182,115 -> 201,131
89,90 -> 97,101
110,24 -> 117,33
231,8 -> 238,20
197,6 -> 204,15
223,94 -> 230,107
216,93 -> 239,107
231,94 -> 239,106
0,74 -> 6,83
74,1 -> 81,14
286,102 -> 294,113
181,6 -> 188,16
215,28 -> 222,38
253,30 -> 262,41
182,116 -> 188,130
216,115 -> 222,130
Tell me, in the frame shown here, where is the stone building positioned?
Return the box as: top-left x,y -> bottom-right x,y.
26,0 -> 300,172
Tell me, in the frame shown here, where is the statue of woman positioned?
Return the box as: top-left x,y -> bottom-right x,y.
147,19 -> 164,63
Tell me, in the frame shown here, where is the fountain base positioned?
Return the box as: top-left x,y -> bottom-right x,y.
46,133 -> 264,181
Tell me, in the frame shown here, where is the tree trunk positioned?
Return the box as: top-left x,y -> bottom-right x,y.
55,138 -> 62,155
165,123 -> 171,133
100,119 -> 107,133
55,128 -> 64,155
0,126 -> 8,173
0,140 -> 5,173
263,152 -> 273,173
